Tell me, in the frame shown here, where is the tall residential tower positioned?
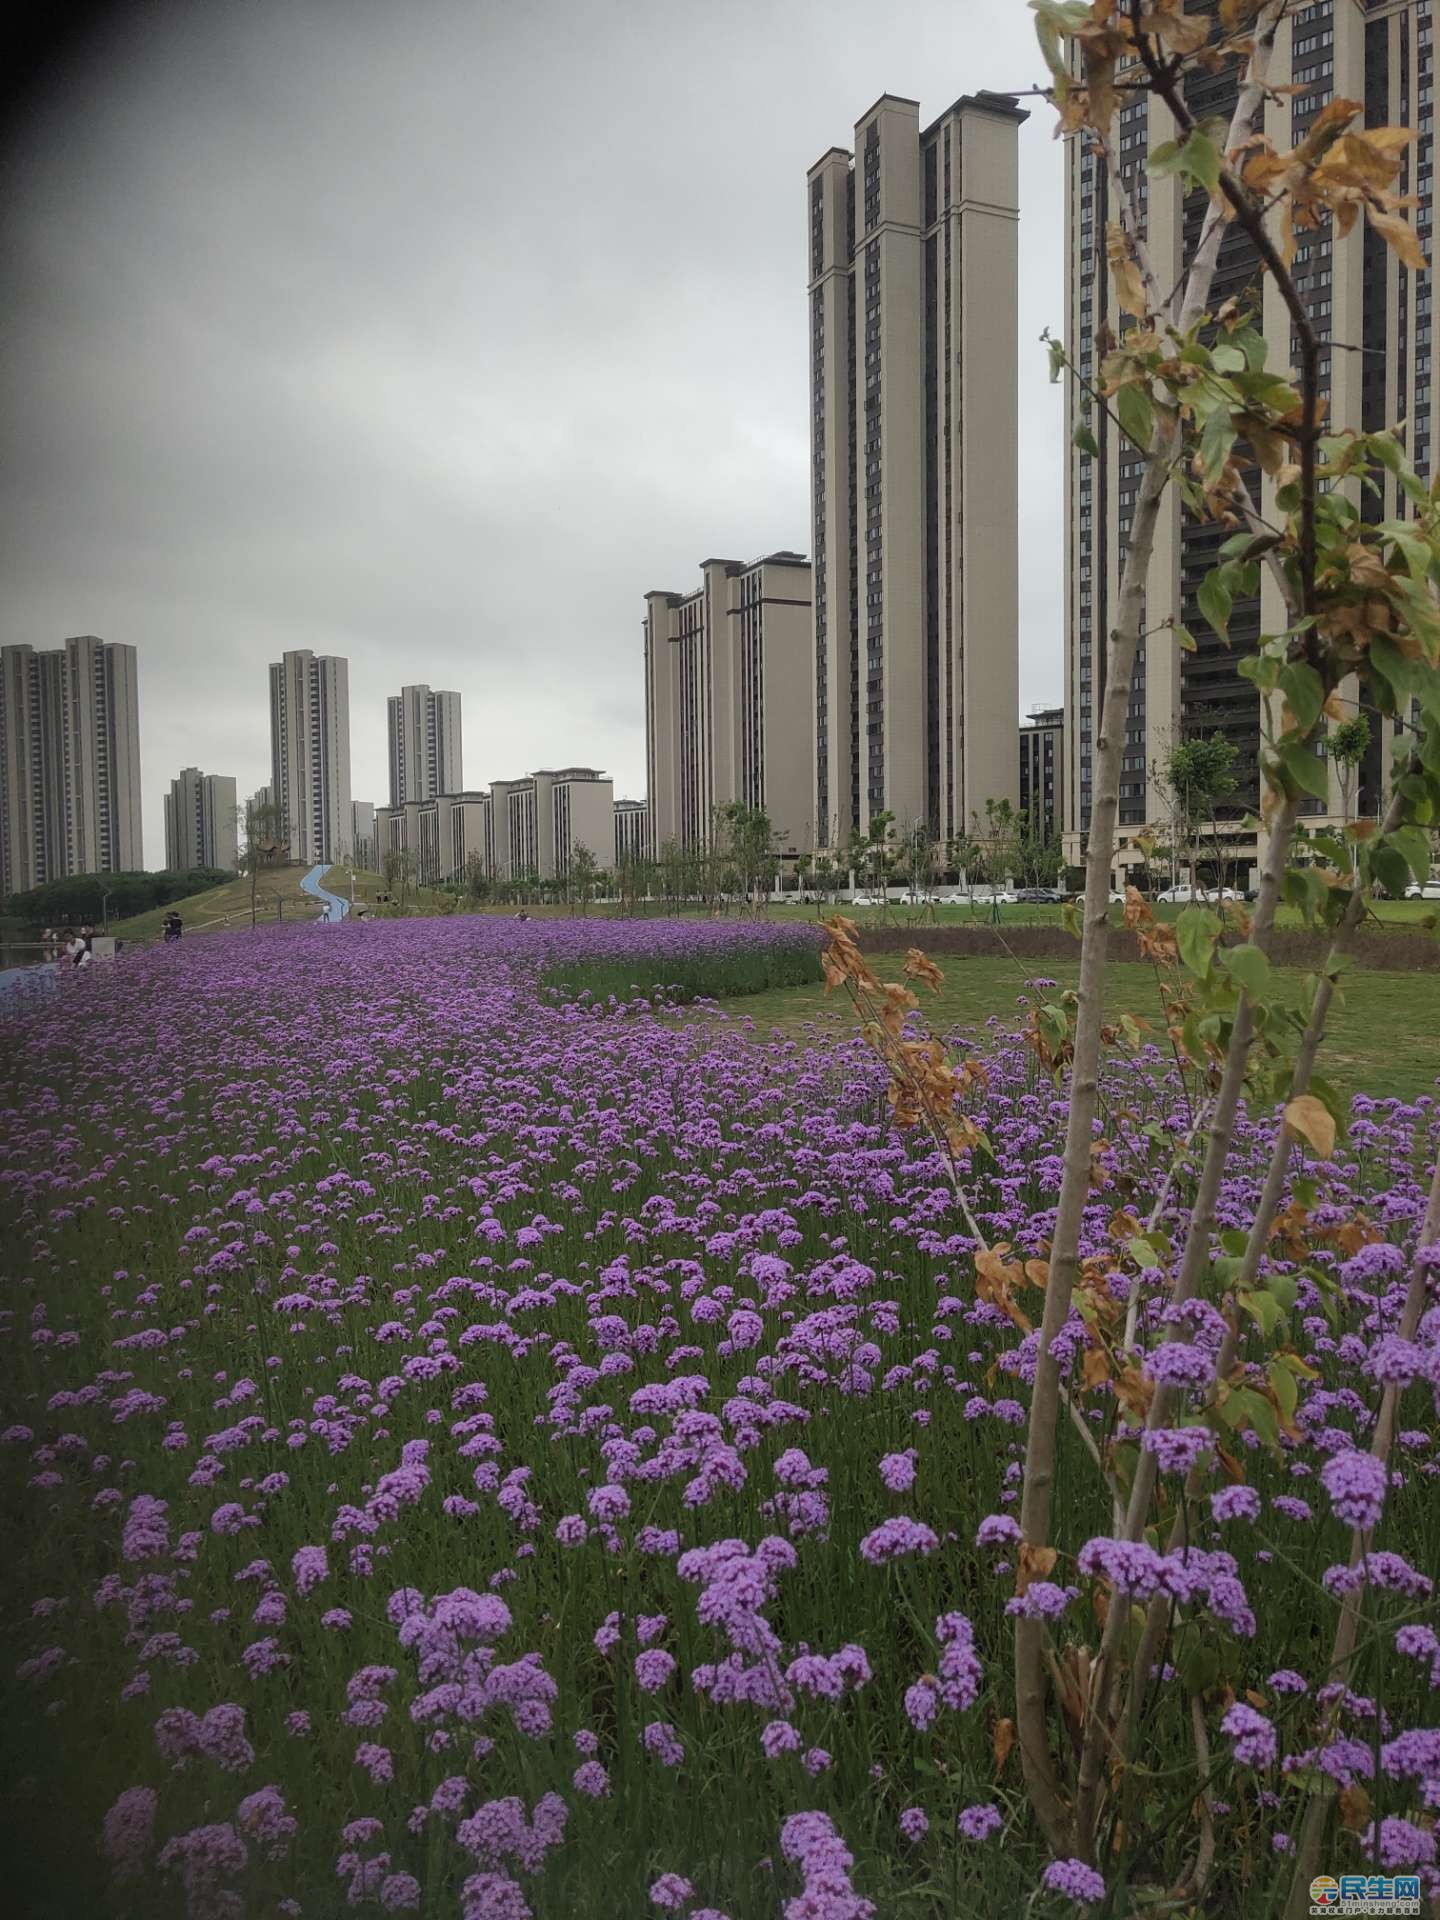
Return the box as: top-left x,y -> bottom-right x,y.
0,636 -> 142,892
164,768 -> 238,872
387,684 -> 462,808
1063,0 -> 1433,879
807,90 -> 1025,853
268,650 -> 352,865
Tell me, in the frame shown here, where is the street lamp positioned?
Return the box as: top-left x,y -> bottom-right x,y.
100,886 -> 113,931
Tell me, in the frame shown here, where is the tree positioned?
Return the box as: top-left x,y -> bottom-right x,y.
712,804 -> 777,911
566,844 -> 600,916
1328,711 -> 1371,863
1164,731 -> 1239,889
824,6 -> 1440,1899
463,851 -> 490,905
237,795 -> 285,927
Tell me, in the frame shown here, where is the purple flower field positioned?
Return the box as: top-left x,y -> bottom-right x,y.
2,917 -> 1438,1916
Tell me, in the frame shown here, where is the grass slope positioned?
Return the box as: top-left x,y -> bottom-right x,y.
718,951 -> 1440,1104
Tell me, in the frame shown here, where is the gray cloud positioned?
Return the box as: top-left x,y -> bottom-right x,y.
1,0 -> 1064,863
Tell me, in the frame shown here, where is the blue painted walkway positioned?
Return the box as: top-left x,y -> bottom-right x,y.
301,864 -> 350,923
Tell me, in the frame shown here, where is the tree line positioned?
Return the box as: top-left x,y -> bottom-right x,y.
3,867 -> 233,926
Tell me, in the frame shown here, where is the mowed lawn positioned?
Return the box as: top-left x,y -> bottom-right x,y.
716,952 -> 1440,1105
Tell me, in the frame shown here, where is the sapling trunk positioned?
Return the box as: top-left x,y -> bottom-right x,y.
1283,1151 -> 1440,1916
1013,1 -> 1289,1846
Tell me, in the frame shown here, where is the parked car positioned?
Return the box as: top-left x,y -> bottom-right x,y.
1014,887 -> 1065,904
1405,880 -> 1440,900
1156,883 -> 1241,905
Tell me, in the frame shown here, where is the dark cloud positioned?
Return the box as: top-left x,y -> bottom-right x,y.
1,0 -> 1063,859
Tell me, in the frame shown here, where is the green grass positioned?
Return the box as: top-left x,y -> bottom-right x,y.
109,865 -> 452,940
539,939 -> 823,1008
747,895 -> 1440,933
718,951 -> 1440,1103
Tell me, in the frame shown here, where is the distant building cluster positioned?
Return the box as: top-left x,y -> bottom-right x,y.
20,17 -> 1426,899
641,90 -> 1036,864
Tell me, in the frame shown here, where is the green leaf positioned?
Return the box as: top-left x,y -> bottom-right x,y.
1239,1289 -> 1282,1338
1219,1228 -> 1248,1257
1074,420 -> 1100,457
1176,906 -> 1221,980
1178,127 -> 1221,195
1267,1270 -> 1297,1312
1230,1387 -> 1280,1451
1198,403 -> 1237,483
1388,824 -> 1433,885
1211,343 -> 1246,373
1173,622 -> 1197,654
1147,138 -> 1183,176
1279,742 -> 1330,801
1047,336 -> 1067,384
1222,942 -> 1271,1000
1268,1357 -> 1298,1424
1127,1237 -> 1162,1271
1278,662 -> 1324,733
1116,381 -> 1154,449
1372,842 -> 1411,902
1198,569 -> 1232,642
1179,1640 -> 1221,1696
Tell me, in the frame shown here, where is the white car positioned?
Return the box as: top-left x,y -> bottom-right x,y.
1156,884 -> 1240,905
1405,880 -> 1440,901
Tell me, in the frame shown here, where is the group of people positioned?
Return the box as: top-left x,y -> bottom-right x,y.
39,911 -> 181,971
43,926 -> 96,969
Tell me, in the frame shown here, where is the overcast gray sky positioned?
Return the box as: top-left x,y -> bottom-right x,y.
1,0 -> 1064,867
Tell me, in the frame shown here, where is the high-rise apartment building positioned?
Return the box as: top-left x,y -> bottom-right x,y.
387,684 -> 462,808
807,91 -> 1025,853
0,636 -> 142,893
164,768 -> 238,872
644,552 -> 815,855
1019,707 -> 1064,843
1063,0 -> 1433,879
268,650 -> 352,865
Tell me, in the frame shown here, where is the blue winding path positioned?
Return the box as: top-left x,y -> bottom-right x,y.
301,863 -> 350,923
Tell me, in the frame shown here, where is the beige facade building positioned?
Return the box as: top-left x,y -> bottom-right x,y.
387,684 -> 462,808
808,91 -> 1025,853
374,775 -> 610,889
0,636 -> 142,892
164,768 -> 238,872
1064,0 -> 1433,880
269,650 -> 351,865
498,768 -> 615,882
614,798 -> 649,867
447,791 -> 494,882
644,552 -> 814,855
351,799 -> 377,869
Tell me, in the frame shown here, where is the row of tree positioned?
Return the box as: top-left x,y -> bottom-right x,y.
365,800 -> 1067,917
3,867 -> 233,926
